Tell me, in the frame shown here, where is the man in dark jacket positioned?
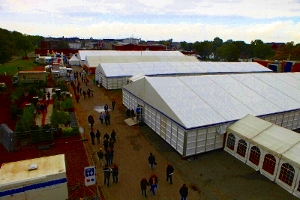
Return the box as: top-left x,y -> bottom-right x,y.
105,149 -> 112,166
88,115 -> 94,129
90,129 -> 95,145
103,138 -> 109,150
166,163 -> 174,184
140,178 -> 149,197
179,184 -> 188,200
103,165 -> 112,187
97,148 -> 104,167
112,164 -> 119,183
96,130 -> 101,144
148,153 -> 156,169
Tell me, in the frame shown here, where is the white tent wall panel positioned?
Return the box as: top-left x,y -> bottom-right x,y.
122,90 -> 130,108
293,175 -> 300,198
246,144 -> 262,171
206,127 -> 217,152
177,127 -> 184,155
215,133 -> 224,149
293,111 -> 300,129
171,122 -> 178,149
155,113 -> 161,137
165,119 -> 172,144
160,115 -> 167,140
186,131 -> 197,156
150,108 -> 156,130
275,159 -> 299,193
259,150 -> 280,181
196,128 -> 207,154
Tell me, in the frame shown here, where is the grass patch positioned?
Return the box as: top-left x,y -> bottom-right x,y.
0,58 -> 40,76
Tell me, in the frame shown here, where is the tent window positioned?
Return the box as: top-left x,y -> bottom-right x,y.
279,163 -> 295,186
249,146 -> 260,166
262,154 -> 276,175
226,133 -> 235,150
236,139 -> 247,157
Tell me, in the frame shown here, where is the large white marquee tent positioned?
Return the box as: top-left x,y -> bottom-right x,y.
225,114 -> 300,198
122,73 -> 300,157
97,62 -> 271,89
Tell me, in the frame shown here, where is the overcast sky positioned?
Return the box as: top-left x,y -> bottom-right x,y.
1,0 -> 300,43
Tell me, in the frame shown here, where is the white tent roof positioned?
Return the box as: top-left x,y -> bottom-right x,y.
99,62 -> 271,77
228,115 -> 300,167
69,54 -> 79,62
78,50 -> 185,61
86,56 -> 199,67
123,73 -> 300,129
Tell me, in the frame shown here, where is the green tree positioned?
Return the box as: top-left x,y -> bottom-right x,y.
12,31 -> 33,56
215,43 -> 240,61
193,41 -> 213,60
56,40 -> 70,49
212,37 -> 223,52
252,42 -> 274,59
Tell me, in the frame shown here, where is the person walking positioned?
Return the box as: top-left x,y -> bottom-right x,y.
91,88 -> 94,97
130,108 -> 135,120
99,112 -> 104,124
112,164 -> 119,183
112,99 -> 116,110
104,132 -> 110,140
88,115 -> 95,129
104,104 -> 109,112
82,90 -> 86,99
109,138 -> 114,150
87,88 -> 91,98
105,149 -> 112,166
97,148 -> 104,167
96,130 -> 101,144
103,138 -> 109,150
75,93 -> 80,103
148,174 -> 158,196
111,129 -> 116,142
109,148 -> 114,165
148,153 -> 156,169
103,112 -> 108,125
106,112 -> 111,125
140,178 -> 149,197
90,129 -> 95,145
166,163 -> 174,184
179,184 -> 189,200
103,165 -> 112,187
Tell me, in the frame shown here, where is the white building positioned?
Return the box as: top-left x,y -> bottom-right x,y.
122,73 -> 300,157
0,154 -> 68,200
122,37 -> 141,44
68,41 -> 81,49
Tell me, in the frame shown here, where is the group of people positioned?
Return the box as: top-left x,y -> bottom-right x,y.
96,130 -> 118,187
139,153 -> 188,199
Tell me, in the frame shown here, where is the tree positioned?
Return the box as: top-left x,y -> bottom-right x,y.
212,37 -> 223,52
252,43 -> 274,59
193,41 -> 213,60
56,40 -> 70,49
12,31 -> 33,56
215,43 -> 240,61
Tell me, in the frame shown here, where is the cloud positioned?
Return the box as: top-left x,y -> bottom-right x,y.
3,0 -> 300,18
1,20 -> 299,43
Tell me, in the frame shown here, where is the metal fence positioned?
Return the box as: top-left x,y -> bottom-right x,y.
0,124 -> 16,152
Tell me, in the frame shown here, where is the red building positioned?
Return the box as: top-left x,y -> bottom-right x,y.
112,43 -> 166,51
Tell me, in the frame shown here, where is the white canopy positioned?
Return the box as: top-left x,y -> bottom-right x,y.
228,115 -> 300,167
78,50 -> 185,61
69,54 -> 80,66
123,73 -> 300,129
98,62 -> 271,77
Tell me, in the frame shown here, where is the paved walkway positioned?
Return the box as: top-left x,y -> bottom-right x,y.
70,66 -> 298,200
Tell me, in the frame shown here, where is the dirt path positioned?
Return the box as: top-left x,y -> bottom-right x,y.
70,66 -> 201,199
